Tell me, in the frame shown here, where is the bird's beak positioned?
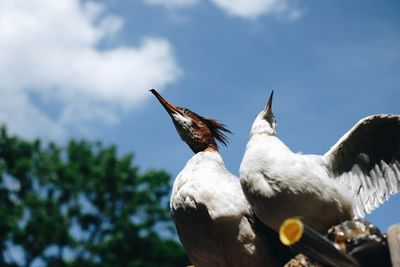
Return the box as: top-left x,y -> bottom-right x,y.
150,89 -> 179,115
264,91 -> 274,113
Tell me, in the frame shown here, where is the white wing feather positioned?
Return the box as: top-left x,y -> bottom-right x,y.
325,114 -> 400,218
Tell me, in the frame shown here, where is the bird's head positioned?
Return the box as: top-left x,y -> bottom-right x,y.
150,89 -> 231,153
250,91 -> 277,136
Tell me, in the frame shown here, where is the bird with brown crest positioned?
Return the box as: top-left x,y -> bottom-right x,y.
150,89 -> 286,267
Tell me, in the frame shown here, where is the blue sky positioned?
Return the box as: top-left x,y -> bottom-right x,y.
0,0 -> 399,231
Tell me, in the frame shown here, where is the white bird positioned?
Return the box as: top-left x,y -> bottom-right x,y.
240,91 -> 400,233
150,89 -> 287,267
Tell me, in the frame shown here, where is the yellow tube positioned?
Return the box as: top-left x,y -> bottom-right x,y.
279,218 -> 304,246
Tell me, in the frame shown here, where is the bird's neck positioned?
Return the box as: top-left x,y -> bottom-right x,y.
194,148 -> 222,160
203,145 -> 218,153
188,142 -> 218,154
247,133 -> 293,157
180,150 -> 225,179
187,149 -> 224,167
250,118 -> 276,137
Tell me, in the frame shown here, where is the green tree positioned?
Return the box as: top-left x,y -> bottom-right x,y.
0,127 -> 189,267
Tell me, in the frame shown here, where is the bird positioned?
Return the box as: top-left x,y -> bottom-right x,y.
240,91 -> 400,233
150,89 -> 288,267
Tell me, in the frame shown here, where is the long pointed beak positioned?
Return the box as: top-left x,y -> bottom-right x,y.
265,90 -> 274,112
150,89 -> 179,115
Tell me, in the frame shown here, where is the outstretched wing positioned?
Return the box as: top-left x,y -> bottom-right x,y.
324,114 -> 400,218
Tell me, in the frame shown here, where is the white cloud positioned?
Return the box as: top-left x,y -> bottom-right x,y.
0,91 -> 65,140
144,0 -> 199,8
0,0 -> 181,140
143,0 -> 303,20
209,0 -> 303,20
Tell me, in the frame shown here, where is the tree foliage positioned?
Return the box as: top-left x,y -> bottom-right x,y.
0,127 -> 188,267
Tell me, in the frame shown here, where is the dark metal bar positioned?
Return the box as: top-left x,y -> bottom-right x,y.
279,218 -> 360,267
